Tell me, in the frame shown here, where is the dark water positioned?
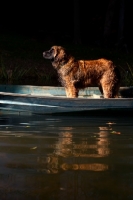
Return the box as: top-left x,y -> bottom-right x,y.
0,114 -> 133,200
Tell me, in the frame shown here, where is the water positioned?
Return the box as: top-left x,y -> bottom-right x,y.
0,114 -> 133,200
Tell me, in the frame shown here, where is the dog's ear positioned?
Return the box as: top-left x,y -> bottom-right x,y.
54,47 -> 68,63
51,47 -> 57,58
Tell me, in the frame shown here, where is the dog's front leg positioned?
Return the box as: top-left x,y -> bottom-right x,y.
65,86 -> 79,98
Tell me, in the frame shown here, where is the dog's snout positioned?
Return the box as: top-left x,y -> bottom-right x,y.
43,52 -> 47,58
43,50 -> 54,60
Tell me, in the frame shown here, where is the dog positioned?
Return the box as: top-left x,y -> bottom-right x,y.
43,46 -> 120,98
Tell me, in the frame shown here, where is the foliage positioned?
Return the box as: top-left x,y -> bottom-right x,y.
0,56 -> 31,84
0,33 -> 133,86
120,63 -> 133,86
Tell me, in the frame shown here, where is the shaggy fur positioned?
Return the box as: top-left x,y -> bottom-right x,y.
43,46 -> 121,98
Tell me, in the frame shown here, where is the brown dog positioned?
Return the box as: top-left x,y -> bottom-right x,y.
43,46 -> 120,98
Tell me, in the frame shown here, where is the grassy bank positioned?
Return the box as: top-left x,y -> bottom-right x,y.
0,33 -> 133,86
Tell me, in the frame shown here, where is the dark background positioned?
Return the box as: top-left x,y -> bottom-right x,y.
1,0 -> 133,49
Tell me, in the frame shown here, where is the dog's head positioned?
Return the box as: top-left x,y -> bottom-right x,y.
43,46 -> 69,69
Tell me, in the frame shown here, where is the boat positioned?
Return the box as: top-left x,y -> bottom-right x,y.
0,85 -> 133,115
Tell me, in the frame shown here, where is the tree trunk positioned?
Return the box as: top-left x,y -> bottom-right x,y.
116,0 -> 126,47
73,0 -> 81,44
103,0 -> 117,45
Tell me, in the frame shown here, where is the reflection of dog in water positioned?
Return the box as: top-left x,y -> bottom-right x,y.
43,45 -> 121,98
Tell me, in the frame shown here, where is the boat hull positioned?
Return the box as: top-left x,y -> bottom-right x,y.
0,85 -> 133,115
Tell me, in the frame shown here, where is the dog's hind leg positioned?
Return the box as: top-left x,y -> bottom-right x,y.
100,76 -> 117,98
102,84 -> 118,98
111,84 -> 120,98
102,82 -> 120,98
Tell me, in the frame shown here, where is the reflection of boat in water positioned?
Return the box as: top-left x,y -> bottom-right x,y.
0,112 -> 120,174
37,125 -> 112,173
61,163 -> 108,171
1,113 -> 133,199
37,155 -> 109,173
